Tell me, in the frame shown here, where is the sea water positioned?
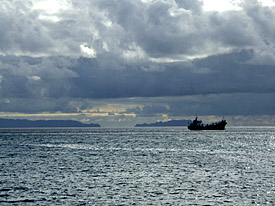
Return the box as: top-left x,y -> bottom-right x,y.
0,127 -> 274,205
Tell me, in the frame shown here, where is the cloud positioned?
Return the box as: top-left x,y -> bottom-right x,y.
66,51 -> 275,99
0,0 -> 274,126
0,50 -> 274,114
242,0 -> 275,64
1,0 -> 275,62
0,1 -> 54,55
0,55 -> 78,99
89,0 -> 275,62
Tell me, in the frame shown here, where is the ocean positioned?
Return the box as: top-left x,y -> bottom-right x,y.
0,127 -> 274,205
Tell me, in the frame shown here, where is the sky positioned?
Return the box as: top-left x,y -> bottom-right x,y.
0,0 -> 274,127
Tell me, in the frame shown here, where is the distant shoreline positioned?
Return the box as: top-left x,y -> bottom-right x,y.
0,118 -> 100,128
135,119 -> 192,127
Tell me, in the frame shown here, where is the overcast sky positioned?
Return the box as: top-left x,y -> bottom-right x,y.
0,0 -> 274,126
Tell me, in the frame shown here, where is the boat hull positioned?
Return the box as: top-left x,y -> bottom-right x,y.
188,125 -> 226,130
188,119 -> 227,130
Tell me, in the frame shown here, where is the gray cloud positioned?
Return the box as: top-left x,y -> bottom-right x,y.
67,50 -> 275,99
2,50 -> 273,99
0,50 -> 274,113
175,0 -> 203,14
91,0 -> 275,61
1,0 -> 275,61
0,1 -> 54,55
0,0 -> 274,126
126,92 -> 275,119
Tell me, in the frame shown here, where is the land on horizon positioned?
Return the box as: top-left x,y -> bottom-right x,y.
0,118 -> 100,128
135,119 -> 192,127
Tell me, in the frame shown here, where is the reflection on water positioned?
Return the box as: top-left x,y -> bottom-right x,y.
0,127 -> 274,205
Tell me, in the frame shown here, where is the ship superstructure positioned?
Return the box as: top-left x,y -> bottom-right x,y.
188,117 -> 227,130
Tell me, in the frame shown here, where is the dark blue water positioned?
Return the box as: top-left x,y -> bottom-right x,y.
0,127 -> 274,205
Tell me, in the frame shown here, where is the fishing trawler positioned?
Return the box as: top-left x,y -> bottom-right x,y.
188,117 -> 227,130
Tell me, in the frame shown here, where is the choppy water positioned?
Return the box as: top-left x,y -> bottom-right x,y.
0,127 -> 274,205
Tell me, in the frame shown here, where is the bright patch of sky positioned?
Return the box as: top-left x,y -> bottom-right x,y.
203,0 -> 241,11
203,0 -> 275,11
33,0 -> 275,14
32,0 -> 72,21
259,0 -> 275,6
80,44 -> 97,58
32,0 -> 71,13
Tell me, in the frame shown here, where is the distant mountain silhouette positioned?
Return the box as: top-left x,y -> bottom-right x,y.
0,118 -> 100,128
135,119 -> 192,127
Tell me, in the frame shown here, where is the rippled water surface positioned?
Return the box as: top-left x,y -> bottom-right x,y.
0,127 -> 274,205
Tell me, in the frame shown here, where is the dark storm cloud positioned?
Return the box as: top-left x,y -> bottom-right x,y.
0,55 -> 77,99
0,49 -> 274,114
127,93 -> 275,117
2,50 -> 273,98
69,50 -> 274,99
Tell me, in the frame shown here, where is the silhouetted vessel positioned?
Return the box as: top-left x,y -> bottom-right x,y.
188,117 -> 227,130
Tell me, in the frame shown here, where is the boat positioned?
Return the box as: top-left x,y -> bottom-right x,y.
188,117 -> 227,130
